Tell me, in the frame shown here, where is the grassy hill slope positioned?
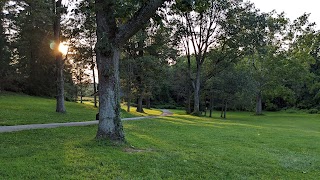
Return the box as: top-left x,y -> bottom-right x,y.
0,92 -> 161,125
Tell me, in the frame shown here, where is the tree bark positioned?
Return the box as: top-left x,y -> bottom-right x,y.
256,90 -> 262,115
53,0 -> 66,113
96,48 -> 124,140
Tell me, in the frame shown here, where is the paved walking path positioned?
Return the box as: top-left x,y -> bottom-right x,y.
0,110 -> 172,133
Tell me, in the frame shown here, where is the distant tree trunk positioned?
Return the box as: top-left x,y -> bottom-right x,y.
186,49 -> 192,114
220,106 -> 224,118
193,61 -> 201,115
53,0 -> 66,113
209,94 -> 213,117
256,90 -> 262,115
126,59 -> 132,112
90,32 -> 97,108
146,96 -> 151,109
127,100 -> 131,112
80,71 -> 83,103
223,101 -> 227,119
136,94 -> 144,113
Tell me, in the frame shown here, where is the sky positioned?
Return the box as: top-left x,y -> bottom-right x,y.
249,0 -> 320,29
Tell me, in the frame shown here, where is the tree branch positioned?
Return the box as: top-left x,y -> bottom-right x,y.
115,0 -> 167,47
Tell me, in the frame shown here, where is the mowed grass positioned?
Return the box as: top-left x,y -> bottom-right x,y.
1,111 -> 319,179
0,92 -> 161,125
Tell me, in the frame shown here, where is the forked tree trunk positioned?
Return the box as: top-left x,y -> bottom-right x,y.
256,90 -> 262,115
96,48 -> 124,140
95,0 -> 165,142
53,0 -> 65,113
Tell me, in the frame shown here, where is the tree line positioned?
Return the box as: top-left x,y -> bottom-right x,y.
1,0 -> 319,142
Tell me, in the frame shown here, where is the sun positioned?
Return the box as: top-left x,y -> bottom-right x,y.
58,43 -> 68,55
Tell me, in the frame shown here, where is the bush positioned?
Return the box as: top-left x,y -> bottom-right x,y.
284,108 -> 300,113
307,109 -> 318,114
265,102 -> 278,111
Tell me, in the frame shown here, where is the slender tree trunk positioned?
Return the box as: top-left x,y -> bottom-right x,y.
223,101 -> 227,119
53,0 -> 65,113
256,90 -> 262,115
209,94 -> 213,117
193,62 -> 201,115
186,53 -> 192,114
220,105 -> 224,118
90,33 -> 97,108
80,71 -> 83,104
126,59 -> 132,112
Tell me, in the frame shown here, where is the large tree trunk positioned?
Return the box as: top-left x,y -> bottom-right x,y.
95,1 -> 124,141
96,48 -> 124,140
193,62 -> 201,115
256,90 -> 262,115
53,0 -> 66,113
95,0 -> 166,142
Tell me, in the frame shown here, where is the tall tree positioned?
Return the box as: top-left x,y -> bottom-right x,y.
95,0 -> 168,141
0,0 -> 12,91
53,0 -> 66,113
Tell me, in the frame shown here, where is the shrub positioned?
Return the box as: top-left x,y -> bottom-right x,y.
285,108 -> 300,113
307,109 -> 318,114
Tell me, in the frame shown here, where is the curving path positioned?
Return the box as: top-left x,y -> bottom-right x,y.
0,109 -> 172,133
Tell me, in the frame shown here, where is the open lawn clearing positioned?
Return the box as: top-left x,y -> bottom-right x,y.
0,92 -> 161,125
1,112 -> 319,179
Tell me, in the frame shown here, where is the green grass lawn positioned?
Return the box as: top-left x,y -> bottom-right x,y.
0,92 -> 161,125
1,110 -> 319,179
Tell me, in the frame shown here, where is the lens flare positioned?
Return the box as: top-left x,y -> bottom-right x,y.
59,43 -> 68,55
